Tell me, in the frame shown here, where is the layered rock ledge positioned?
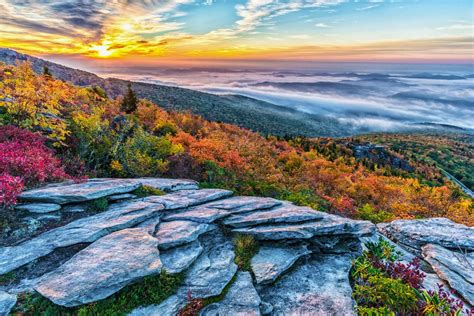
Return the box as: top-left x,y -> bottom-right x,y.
0,178 -> 472,315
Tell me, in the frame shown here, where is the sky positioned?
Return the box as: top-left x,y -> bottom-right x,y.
0,0 -> 473,69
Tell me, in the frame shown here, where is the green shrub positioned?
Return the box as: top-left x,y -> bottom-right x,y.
133,185 -> 165,198
233,234 -> 259,271
279,189 -> 329,211
13,270 -> 183,315
356,306 -> 394,316
358,204 -> 393,224
87,197 -> 109,213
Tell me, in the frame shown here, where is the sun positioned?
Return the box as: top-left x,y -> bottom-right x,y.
92,45 -> 112,58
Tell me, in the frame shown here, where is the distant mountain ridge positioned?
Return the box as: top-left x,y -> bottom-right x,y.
0,48 -> 346,137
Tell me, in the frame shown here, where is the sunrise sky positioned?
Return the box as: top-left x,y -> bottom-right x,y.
1,0 -> 473,68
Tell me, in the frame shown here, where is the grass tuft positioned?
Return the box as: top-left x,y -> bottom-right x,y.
133,185 -> 165,198
233,234 -> 259,271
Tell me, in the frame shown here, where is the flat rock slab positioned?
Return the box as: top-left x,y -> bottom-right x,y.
258,254 -> 355,315
160,240 -> 203,274
0,200 -> 163,274
224,202 -> 324,228
19,178 -> 142,204
129,294 -> 184,316
378,218 -> 474,252
19,178 -> 198,204
108,193 -> 137,201
155,220 -> 210,249
422,243 -> 474,305
233,215 -> 374,241
0,291 -> 16,316
251,244 -> 311,284
163,206 -> 229,223
200,272 -> 261,316
204,196 -> 282,214
15,203 -> 61,214
143,189 -> 233,210
35,228 -> 162,307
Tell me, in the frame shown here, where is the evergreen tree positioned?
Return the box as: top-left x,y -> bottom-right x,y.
120,83 -> 138,114
43,66 -> 52,77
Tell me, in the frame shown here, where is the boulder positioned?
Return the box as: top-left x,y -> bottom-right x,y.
257,254 -> 355,315
422,244 -> 474,305
155,220 -> 210,249
163,207 -> 229,223
160,240 -> 204,274
129,295 -> 184,316
0,291 -> 16,316
204,196 -> 282,214
143,189 -> 233,210
200,272 -> 261,316
0,200 -> 163,274
251,244 -> 311,284
223,202 -> 323,228
15,203 -> 61,214
233,214 -> 374,241
378,218 -> 474,253
35,228 -> 162,307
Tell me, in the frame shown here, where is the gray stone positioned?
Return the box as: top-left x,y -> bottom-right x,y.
143,189 -> 233,210
224,202 -> 324,228
62,204 -> 87,213
15,203 -> 61,214
251,245 -> 311,284
199,272 -> 261,316
161,240 -> 203,274
135,177 -> 198,192
259,301 -> 273,315
35,228 -> 162,307
19,178 -> 142,204
0,200 -> 163,274
129,295 -> 184,316
258,254 -> 355,315
155,220 -> 210,249
179,228 -> 238,299
204,196 -> 282,214
108,193 -> 137,201
19,178 -> 198,204
378,218 -> 474,253
422,243 -> 474,305
233,214 -> 374,241
0,291 -> 16,316
163,206 -> 229,223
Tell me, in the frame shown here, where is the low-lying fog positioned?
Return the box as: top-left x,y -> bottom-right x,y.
99,62 -> 474,133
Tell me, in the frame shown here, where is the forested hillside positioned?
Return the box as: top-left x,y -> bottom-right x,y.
0,48 -> 344,137
1,62 -> 472,226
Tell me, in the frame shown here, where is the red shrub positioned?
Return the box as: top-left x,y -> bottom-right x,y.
0,174 -> 24,208
0,126 -> 69,207
0,126 -> 68,187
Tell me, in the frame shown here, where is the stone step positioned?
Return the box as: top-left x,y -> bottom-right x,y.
155,220 -> 210,250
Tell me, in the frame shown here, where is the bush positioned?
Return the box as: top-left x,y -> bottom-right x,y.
133,185 -> 165,198
357,204 -> 393,223
0,174 -> 24,208
233,234 -> 259,271
86,197 -> 109,213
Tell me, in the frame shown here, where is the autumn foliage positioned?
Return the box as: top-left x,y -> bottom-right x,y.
0,62 -> 472,225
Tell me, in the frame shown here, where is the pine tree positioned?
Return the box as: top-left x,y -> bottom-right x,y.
120,83 -> 138,114
43,66 -> 52,78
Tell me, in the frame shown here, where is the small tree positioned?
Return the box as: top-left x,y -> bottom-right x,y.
120,83 -> 138,114
43,65 -> 52,77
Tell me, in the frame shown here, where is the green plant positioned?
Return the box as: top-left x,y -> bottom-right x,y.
0,271 -> 16,285
13,270 -> 183,315
87,197 -> 109,213
353,275 -> 418,314
233,234 -> 259,271
133,185 -> 165,198
365,237 -> 400,262
356,306 -> 394,316
357,204 -> 393,223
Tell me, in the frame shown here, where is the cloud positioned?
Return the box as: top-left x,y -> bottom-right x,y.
357,4 -> 380,11
315,23 -> 330,28
437,24 -> 473,30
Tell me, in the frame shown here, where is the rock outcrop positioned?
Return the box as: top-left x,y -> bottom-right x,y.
1,178 -> 472,315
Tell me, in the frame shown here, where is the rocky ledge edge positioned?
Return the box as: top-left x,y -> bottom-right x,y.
0,177 -> 472,315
